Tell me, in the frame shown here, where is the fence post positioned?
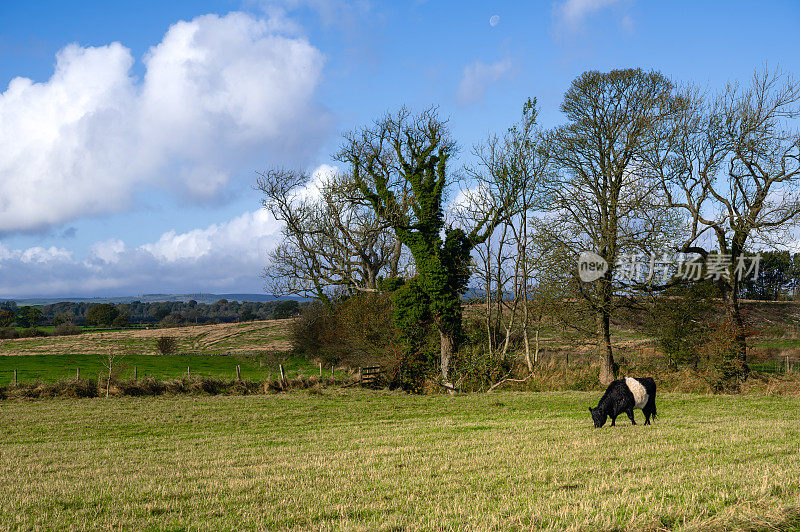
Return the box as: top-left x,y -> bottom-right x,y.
76,367 -> 80,381
236,365 -> 241,381
279,364 -> 286,389
787,355 -> 791,374
187,366 -> 190,377
134,366 -> 137,380
13,369 -> 17,385
331,365 -> 334,378
359,367 -> 362,384
319,362 -> 322,376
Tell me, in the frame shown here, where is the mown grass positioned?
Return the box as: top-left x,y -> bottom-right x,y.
0,353 -> 317,384
1,391 -> 799,530
0,319 -> 292,357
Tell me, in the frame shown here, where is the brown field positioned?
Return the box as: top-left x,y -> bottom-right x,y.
0,319 -> 293,356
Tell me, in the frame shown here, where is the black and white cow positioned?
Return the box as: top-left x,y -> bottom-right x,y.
589,377 -> 657,428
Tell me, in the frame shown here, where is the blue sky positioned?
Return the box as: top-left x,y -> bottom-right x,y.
1,0 -> 799,297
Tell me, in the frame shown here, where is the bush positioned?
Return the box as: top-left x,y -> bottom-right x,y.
51,323 -> 82,336
290,292 -> 439,392
156,336 -> 178,355
18,327 -> 48,338
112,315 -> 130,328
292,293 -> 400,368
0,327 -> 18,339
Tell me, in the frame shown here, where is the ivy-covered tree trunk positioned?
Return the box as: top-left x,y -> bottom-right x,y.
439,329 -> 454,382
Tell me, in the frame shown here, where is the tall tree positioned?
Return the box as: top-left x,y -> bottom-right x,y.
660,69 -> 800,377
338,107 -> 519,386
543,68 -> 682,384
257,167 -> 406,304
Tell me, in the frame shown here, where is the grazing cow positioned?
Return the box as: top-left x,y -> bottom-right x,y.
589,377 -> 657,428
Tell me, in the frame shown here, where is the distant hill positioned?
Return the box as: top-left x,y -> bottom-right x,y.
1,293 -> 307,306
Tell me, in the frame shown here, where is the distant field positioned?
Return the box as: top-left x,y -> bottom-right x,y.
1,391 -> 799,530
0,319 -> 293,356
0,319 -> 313,384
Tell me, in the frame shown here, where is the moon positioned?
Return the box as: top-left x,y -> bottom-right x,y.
489,14 -> 500,27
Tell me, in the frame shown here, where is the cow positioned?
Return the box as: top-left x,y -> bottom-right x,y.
589,377 -> 657,428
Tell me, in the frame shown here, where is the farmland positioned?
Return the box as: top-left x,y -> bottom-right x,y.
0,320 -> 311,383
1,391 -> 799,530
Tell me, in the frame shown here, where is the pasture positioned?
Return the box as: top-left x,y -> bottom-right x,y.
2,391 -> 799,530
0,320 -> 306,384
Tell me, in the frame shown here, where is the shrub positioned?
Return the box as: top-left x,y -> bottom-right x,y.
0,327 -> 18,339
292,293 -> 400,368
51,323 -> 82,336
112,314 -> 130,328
156,336 -> 178,355
18,327 -> 48,338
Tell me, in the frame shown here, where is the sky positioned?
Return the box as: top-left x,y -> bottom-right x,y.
0,0 -> 799,298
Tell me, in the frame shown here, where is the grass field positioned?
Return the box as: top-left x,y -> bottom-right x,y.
0,319 -> 293,357
0,319 -> 306,384
2,391 -> 799,530
0,352 -> 317,383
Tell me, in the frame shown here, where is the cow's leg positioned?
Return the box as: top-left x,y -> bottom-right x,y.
627,410 -> 636,425
643,408 -> 651,425
610,415 -> 617,427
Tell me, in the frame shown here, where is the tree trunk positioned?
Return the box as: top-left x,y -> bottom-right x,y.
440,329 -> 454,385
598,311 -> 617,385
723,284 -> 749,381
523,327 -> 533,372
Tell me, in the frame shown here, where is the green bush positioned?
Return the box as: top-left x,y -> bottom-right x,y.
51,323 -> 82,336
156,336 -> 179,355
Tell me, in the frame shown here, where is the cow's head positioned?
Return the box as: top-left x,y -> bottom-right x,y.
589,407 -> 607,428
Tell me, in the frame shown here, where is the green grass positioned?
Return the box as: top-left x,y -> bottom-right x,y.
0,353 -> 317,384
1,391 -> 799,530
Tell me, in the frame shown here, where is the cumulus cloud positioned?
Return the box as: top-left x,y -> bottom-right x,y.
456,58 -> 512,106
0,208 -> 285,297
0,12 -> 330,235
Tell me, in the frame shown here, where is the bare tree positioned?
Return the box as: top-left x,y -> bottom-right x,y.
257,168 -> 407,304
464,98 -> 551,372
658,69 -> 800,377
542,68 -> 683,384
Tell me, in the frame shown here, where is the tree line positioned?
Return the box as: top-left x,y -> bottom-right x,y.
0,299 -> 301,329
261,67 -> 800,390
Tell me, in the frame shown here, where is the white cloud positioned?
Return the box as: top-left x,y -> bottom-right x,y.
0,209 -> 285,297
0,12 -> 330,234
141,209 -> 280,263
88,238 -> 126,264
456,58 -> 512,106
553,0 -> 631,34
